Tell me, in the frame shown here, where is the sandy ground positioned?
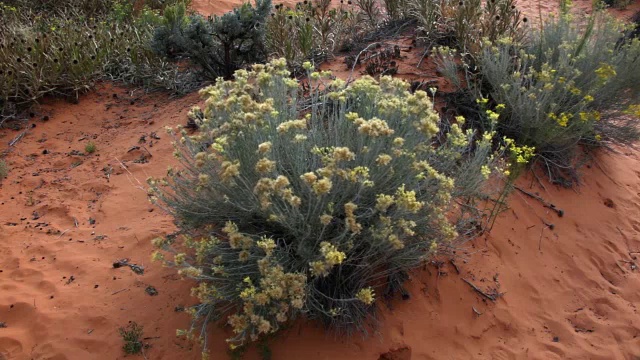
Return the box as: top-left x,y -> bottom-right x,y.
1,0 -> 640,359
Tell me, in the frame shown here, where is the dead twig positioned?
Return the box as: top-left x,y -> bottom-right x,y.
614,260 -> 627,274
115,157 -> 146,192
450,259 -> 460,274
8,129 -> 28,147
514,185 -> 564,217
346,42 -> 381,84
462,278 -> 498,302
539,226 -> 544,251
140,146 -> 152,158
111,288 -> 129,295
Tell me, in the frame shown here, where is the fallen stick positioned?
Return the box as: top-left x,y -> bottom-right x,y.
111,288 -> 129,295
8,129 -> 28,147
462,278 -> 497,301
539,226 -> 544,251
450,259 -> 460,274
514,186 -> 564,217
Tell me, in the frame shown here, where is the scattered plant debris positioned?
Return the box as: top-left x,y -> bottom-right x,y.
145,286 -> 158,296
113,259 -> 145,275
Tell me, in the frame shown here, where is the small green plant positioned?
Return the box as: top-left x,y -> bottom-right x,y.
0,159 -> 9,181
119,322 -> 144,355
148,59 -> 505,353
85,141 -> 97,154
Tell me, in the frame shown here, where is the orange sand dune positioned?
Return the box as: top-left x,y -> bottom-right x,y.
2,0 -> 640,359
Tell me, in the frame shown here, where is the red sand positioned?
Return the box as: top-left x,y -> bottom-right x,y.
1,0 -> 640,359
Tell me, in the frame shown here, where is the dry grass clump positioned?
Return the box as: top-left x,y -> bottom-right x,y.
409,0 -> 525,57
0,1 -> 198,126
266,0 -> 359,69
148,59 -> 508,354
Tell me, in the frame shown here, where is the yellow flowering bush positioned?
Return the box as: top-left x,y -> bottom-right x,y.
437,10 -> 640,185
149,59 -> 501,351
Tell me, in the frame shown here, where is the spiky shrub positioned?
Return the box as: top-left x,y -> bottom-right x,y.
0,3 -> 189,121
265,0 -> 358,70
353,0 -> 381,27
409,0 -> 524,56
383,0 -> 408,20
152,0 -> 271,80
148,59 -> 501,351
437,11 -> 640,184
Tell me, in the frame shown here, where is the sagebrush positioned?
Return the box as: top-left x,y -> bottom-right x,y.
148,59 -> 506,353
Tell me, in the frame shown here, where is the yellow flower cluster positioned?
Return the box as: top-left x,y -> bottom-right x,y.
394,185 -> 424,213
223,222 -> 254,252
504,138 -> 536,164
333,147 -> 356,162
376,154 -> 392,166
595,63 -> 616,82
356,117 -> 395,137
376,194 -> 395,212
255,158 -> 276,173
548,112 -> 573,127
310,242 -> 347,277
624,104 -> 640,118
355,287 -> 376,305
229,258 -> 306,343
257,141 -> 272,154
578,111 -> 601,122
344,202 -> 362,234
253,175 -> 301,209
312,177 -> 333,195
277,119 -> 307,133
220,161 -> 240,183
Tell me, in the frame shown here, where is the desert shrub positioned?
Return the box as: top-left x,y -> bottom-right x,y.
0,3 -> 193,123
436,10 -> 640,184
383,0 -> 408,20
353,0 -> 382,27
265,0 -> 359,70
151,0 -> 271,80
150,1 -> 191,58
0,160 -> 8,181
148,59 -> 504,351
2,0 -> 192,17
409,0 -> 525,56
